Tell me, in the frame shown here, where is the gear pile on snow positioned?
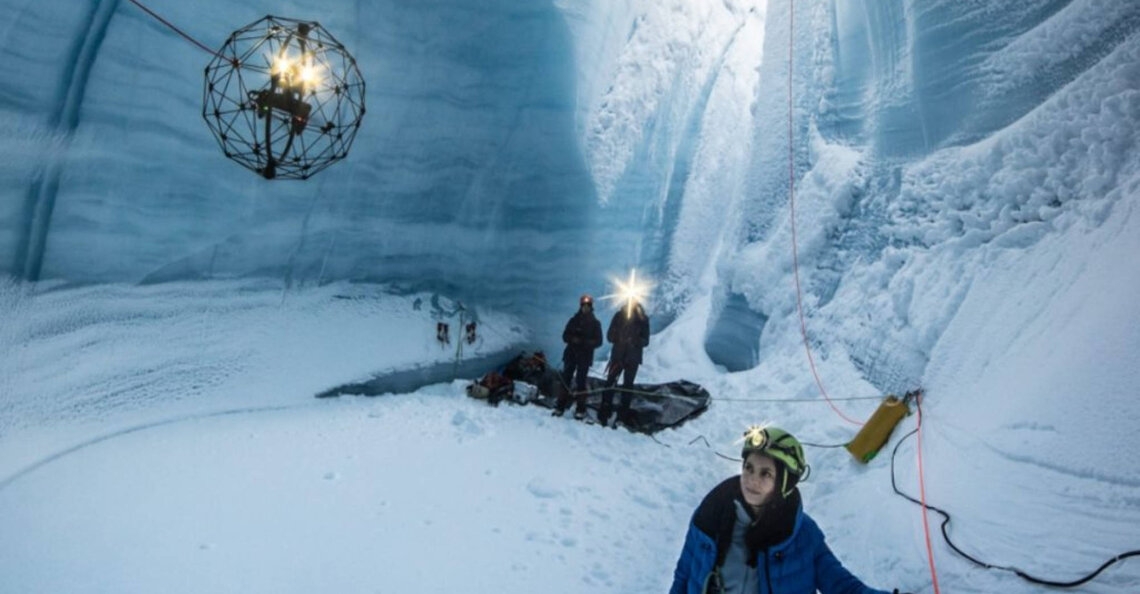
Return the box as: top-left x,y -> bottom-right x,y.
465,370 -> 515,404
466,351 -> 711,434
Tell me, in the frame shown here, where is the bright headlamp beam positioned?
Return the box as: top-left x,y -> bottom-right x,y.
740,422 -> 773,448
606,268 -> 652,317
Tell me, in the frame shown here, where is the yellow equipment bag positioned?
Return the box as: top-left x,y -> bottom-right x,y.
845,394 -> 912,463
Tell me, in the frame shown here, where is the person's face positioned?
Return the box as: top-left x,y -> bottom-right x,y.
580,301 -> 592,313
740,452 -> 778,507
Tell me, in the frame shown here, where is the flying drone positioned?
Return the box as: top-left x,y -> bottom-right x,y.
202,15 -> 366,180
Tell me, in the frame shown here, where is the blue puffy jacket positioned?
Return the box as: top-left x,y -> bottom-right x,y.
669,477 -> 890,594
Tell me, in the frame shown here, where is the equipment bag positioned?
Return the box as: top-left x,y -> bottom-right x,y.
846,394 -> 911,463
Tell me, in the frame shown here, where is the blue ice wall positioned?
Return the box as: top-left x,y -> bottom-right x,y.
2,0 -> 1137,367
0,0 -> 598,347
726,0 -> 1140,382
820,0 -> 1134,157
704,292 -> 766,372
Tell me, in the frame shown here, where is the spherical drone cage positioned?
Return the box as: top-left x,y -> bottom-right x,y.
202,15 -> 366,180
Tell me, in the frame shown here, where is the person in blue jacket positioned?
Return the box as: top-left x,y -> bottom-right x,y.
670,425 -> 905,594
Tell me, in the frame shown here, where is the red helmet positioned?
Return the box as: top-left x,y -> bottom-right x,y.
579,294 -> 594,307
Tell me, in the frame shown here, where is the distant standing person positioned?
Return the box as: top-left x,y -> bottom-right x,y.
599,298 -> 649,427
554,294 -> 603,419
669,425 -> 901,594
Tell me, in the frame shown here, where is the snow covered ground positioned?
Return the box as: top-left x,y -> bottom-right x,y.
1,272 -> 1137,593
2,1 -> 1139,592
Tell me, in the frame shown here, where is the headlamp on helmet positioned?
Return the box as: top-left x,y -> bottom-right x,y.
740,425 -> 810,497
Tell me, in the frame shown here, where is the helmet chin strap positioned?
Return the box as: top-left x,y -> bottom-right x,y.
779,468 -> 792,498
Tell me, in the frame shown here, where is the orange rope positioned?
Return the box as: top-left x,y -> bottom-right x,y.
786,0 -> 862,426
916,393 -> 943,593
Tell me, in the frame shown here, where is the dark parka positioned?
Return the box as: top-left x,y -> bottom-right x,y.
606,303 -> 650,366
562,310 -> 603,366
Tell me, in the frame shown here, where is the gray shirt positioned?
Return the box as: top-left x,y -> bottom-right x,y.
719,500 -> 760,594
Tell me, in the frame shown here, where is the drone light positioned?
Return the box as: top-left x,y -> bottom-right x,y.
298,62 -> 322,91
299,64 -> 316,83
271,55 -> 293,77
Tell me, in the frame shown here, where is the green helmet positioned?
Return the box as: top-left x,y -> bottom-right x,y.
741,425 -> 810,497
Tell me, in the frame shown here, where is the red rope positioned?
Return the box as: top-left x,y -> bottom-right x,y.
125,0 -> 221,58
915,393 -> 943,593
786,0 -> 862,426
787,3 -> 940,586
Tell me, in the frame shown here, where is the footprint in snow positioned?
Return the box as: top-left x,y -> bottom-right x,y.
450,410 -> 484,436
526,477 -> 563,499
